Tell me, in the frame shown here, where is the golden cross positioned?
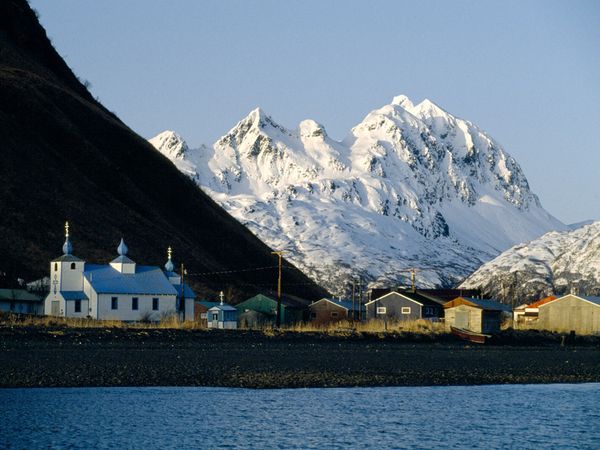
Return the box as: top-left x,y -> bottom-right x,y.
65,221 -> 69,238
167,246 -> 172,259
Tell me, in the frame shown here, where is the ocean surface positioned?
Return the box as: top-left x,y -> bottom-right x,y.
1,384 -> 599,449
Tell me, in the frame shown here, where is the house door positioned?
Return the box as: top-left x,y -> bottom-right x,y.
51,301 -> 60,316
455,310 -> 469,329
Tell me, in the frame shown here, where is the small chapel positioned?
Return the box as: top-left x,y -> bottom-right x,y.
44,222 -> 196,322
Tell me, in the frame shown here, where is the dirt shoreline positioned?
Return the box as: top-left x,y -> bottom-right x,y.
1,327 -> 599,388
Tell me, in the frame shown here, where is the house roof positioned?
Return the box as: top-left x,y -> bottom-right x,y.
0,289 -> 42,302
196,300 -> 219,309
110,255 -> 135,264
526,295 -> 557,309
52,254 -> 82,262
541,295 -> 600,308
311,298 -> 362,311
209,304 -> 237,311
172,283 -> 196,299
581,296 -> 600,306
83,264 -> 177,295
365,290 -> 442,308
446,297 -> 510,312
61,291 -> 88,301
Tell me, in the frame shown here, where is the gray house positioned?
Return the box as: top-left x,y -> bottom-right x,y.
0,289 -> 43,315
365,291 -> 444,321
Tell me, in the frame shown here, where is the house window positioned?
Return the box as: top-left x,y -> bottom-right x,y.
132,297 -> 139,310
376,306 -> 387,315
75,300 -> 81,313
152,298 -> 159,311
331,311 -> 339,318
111,297 -> 118,310
70,262 -> 76,270
424,306 -> 434,315
401,307 -> 411,315
200,313 -> 207,319
310,312 -> 317,319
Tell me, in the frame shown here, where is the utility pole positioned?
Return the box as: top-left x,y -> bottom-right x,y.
351,279 -> 356,323
411,269 -> 416,293
180,262 -> 185,321
272,251 -> 287,328
357,278 -> 363,322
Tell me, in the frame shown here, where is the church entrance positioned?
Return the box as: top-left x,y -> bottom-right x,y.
51,301 -> 59,316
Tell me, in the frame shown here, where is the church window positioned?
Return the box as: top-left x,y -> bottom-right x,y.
75,300 -> 81,313
152,298 -> 159,310
54,263 -> 58,271
111,297 -> 118,310
132,297 -> 139,310
70,263 -> 76,270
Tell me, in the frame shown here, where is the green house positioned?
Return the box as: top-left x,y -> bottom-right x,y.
235,294 -> 305,327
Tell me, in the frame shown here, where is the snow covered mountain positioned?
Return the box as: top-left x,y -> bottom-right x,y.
150,95 -> 565,294
460,222 -> 600,303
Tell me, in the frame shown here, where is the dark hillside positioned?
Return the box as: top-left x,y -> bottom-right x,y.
0,0 -> 327,300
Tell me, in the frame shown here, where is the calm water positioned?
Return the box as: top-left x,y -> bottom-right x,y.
1,384 -> 599,449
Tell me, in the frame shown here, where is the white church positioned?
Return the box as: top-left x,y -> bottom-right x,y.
44,223 -> 195,322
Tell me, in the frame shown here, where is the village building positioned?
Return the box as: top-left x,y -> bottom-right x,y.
309,298 -> 362,324
44,223 -> 195,322
513,295 -> 557,327
235,294 -> 305,328
194,300 -> 220,326
207,292 -> 237,329
365,290 -> 444,321
0,288 -> 43,315
536,294 -> 600,335
368,287 -> 481,303
444,297 -> 510,334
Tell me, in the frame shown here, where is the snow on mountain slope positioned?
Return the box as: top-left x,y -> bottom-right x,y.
460,222 -> 600,303
150,95 -> 565,294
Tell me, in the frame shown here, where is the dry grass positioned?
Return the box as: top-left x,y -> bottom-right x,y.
1,313 -> 447,335
0,313 -> 204,330
263,319 -> 447,336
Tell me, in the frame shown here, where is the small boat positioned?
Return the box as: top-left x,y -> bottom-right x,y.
450,326 -> 491,344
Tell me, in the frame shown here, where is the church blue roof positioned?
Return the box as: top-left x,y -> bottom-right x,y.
84,264 -> 178,296
172,283 -> 196,299
61,291 -> 88,300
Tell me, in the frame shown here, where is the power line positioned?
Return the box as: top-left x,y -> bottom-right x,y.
185,265 -> 294,277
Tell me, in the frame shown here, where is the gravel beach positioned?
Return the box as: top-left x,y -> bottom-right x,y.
1,327 -> 599,388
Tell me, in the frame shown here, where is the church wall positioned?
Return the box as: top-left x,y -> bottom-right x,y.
97,293 -> 177,321
64,300 -> 90,318
59,261 -> 84,292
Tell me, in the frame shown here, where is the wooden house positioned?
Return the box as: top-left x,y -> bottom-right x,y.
207,303 -> 237,329
194,300 -> 220,326
513,296 -> 557,327
444,297 -> 510,334
309,298 -> 362,324
235,294 -> 305,327
0,289 -> 43,315
537,294 -> 600,335
365,290 -> 444,321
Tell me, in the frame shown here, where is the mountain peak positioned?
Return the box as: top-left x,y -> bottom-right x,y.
298,119 -> 327,138
412,98 -> 451,118
148,130 -> 189,159
391,94 -> 414,110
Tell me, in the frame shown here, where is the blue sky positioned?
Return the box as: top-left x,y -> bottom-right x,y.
30,0 -> 600,224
